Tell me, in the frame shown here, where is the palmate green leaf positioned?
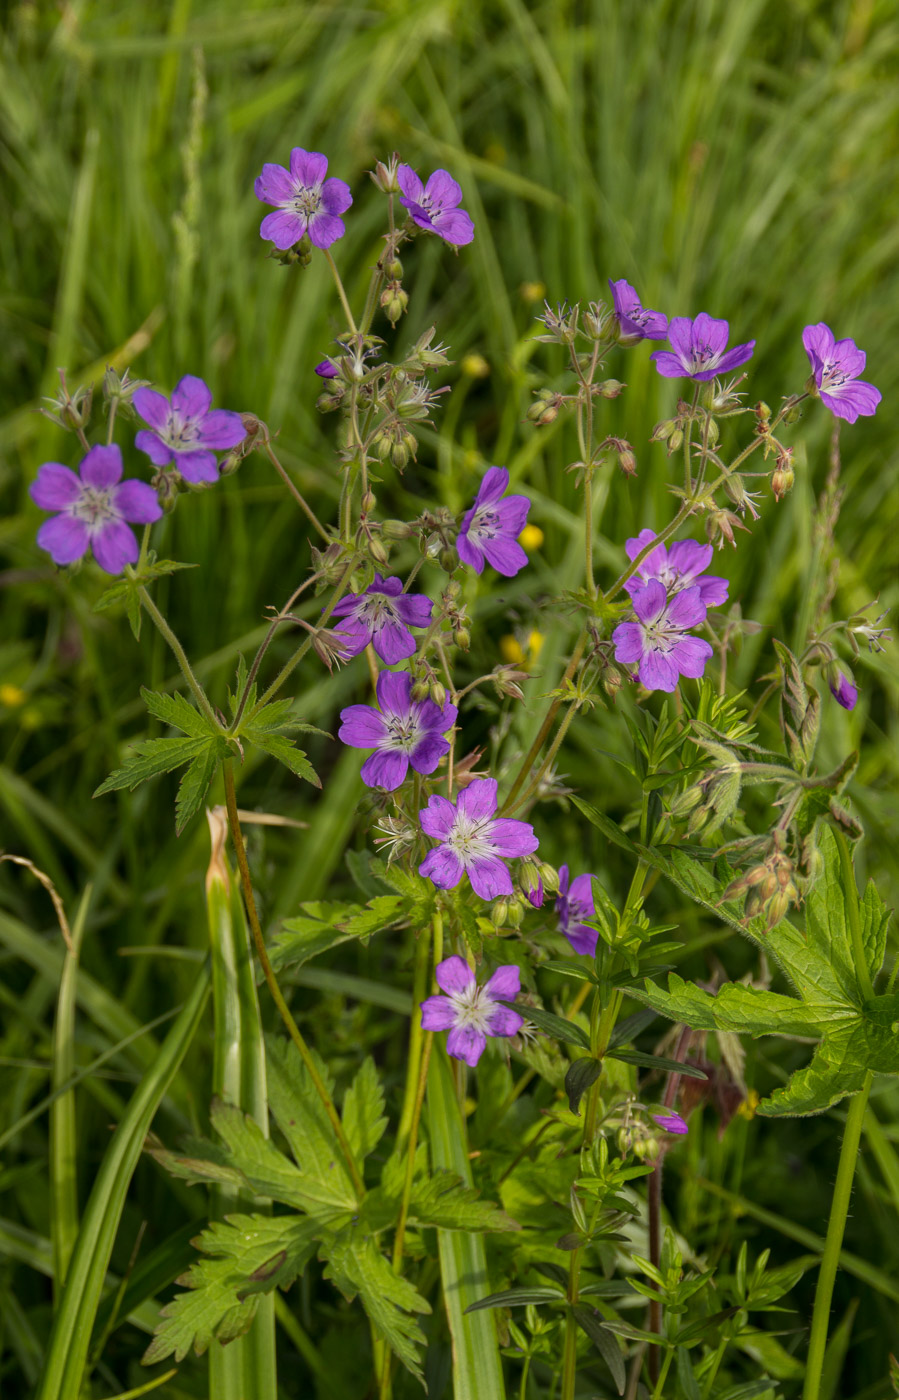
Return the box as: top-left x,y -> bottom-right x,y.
142,1213 -> 323,1364
633,826 -> 895,1116
140,686 -> 213,737
272,894 -> 411,969
243,728 -> 320,786
342,1057 -> 387,1164
244,698 -> 329,739
323,1228 -> 431,1385
407,1168 -> 520,1233
265,1038 -> 358,1209
93,736 -> 213,796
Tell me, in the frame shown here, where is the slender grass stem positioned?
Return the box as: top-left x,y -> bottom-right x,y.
500,630 -> 587,814
222,761 -> 364,1198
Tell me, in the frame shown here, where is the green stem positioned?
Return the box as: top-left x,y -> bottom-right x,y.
250,558 -> 357,716
683,386 -> 699,495
324,249 -> 358,334
264,443 -> 329,540
560,1248 -> 582,1400
500,630 -> 588,814
137,587 -> 219,726
651,1346 -> 674,1400
836,829 -> 874,1001
221,761 -> 364,1198
506,700 -> 581,816
394,924 -> 433,1157
802,1072 -> 873,1400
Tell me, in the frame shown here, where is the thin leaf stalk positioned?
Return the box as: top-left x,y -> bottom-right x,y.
221,760 -> 364,1197
138,587 -> 219,726
500,629 -> 588,815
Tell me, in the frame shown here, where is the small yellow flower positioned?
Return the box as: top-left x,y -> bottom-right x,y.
519,281 -> 546,304
518,524 -> 544,552
461,352 -> 490,379
499,629 -> 544,668
0,684 -> 26,708
737,1088 -> 760,1120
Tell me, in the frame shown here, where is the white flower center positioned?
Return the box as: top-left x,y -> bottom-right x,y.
820,360 -> 849,392
162,412 -> 200,451
640,609 -> 678,653
287,185 -> 322,218
72,487 -> 117,527
358,594 -> 401,630
470,505 -> 501,542
383,711 -> 423,754
448,981 -> 495,1032
690,342 -> 721,373
447,811 -> 496,868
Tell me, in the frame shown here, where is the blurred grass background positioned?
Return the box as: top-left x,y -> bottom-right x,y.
1,0 -> 898,1396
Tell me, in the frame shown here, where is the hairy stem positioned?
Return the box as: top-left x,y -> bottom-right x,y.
222,761 -> 364,1197
137,587 -> 219,726
324,249 -> 358,334
264,443 -> 329,540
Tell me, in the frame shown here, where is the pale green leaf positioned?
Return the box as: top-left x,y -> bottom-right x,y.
323,1229 -> 430,1385
342,1058 -> 387,1164
265,1039 -> 358,1209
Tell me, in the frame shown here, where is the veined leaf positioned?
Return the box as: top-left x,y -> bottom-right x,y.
93,735 -> 213,796
501,1000 -> 590,1050
175,743 -> 220,833
342,1058 -> 387,1164
265,1039 -> 358,1208
407,1168 -> 519,1233
141,686 -> 213,737
323,1228 -> 430,1385
243,729 -> 320,787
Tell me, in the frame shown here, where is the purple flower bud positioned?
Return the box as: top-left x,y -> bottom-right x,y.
651,1111 -> 689,1136
315,359 -> 339,379
827,664 -> 858,711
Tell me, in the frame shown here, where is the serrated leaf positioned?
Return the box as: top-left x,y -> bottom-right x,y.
244,729 -> 320,787
272,893 -> 416,970
141,686 -> 215,737
244,698 -> 329,738
142,1213 -> 321,1364
572,1305 -> 626,1394
323,1229 -> 430,1385
407,1168 -> 519,1233
265,1038 -> 358,1208
94,735 -> 213,796
176,743 -> 220,833
501,1000 -> 590,1050
342,1057 -> 387,1164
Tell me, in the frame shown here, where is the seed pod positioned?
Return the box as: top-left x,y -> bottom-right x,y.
429,681 -> 447,707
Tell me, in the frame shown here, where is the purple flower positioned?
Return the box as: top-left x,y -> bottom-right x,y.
651,314 -> 755,382
418,777 -> 538,901
802,323 -> 881,425
338,670 -> 457,791
526,879 -> 545,909
330,574 -> 433,665
253,148 -> 352,251
613,580 -> 713,693
624,529 -> 729,608
397,165 -> 474,246
652,1110 -> 688,1136
457,466 -> 530,577
827,666 -> 858,711
608,278 -> 668,343
315,358 -> 339,379
133,376 -> 246,485
420,956 -> 523,1067
556,864 -> 598,956
29,445 -> 161,576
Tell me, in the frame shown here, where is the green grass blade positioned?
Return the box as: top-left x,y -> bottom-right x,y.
34,963 -> 211,1400
50,886 -> 90,1298
426,1046 -> 506,1400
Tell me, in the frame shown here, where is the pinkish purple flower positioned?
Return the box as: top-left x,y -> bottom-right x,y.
556,865 -> 598,956
254,148 -> 352,251
29,445 -> 162,576
457,466 -> 530,577
613,580 -> 713,692
397,165 -> 474,246
608,279 -> 668,343
802,323 -> 881,425
420,956 -> 523,1066
338,670 -> 457,791
652,1110 -> 688,1136
133,376 -> 246,485
315,359 -> 339,379
330,573 -> 432,665
526,879 -> 545,909
827,665 -> 858,711
418,777 -> 538,901
624,529 -> 729,608
651,314 -> 755,382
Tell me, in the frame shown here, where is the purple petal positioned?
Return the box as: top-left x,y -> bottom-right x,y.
820,381 -> 881,423
665,318 -> 695,359
315,359 -> 339,379
670,636 -> 713,679
307,212 -> 346,249
320,177 -> 353,216
489,818 -> 539,859
640,310 -> 669,340
436,956 -> 476,995
432,208 -> 474,245
171,375 -> 213,421
706,340 -> 755,377
468,855 -> 513,901
475,466 -> 509,505
339,704 -> 387,748
650,350 -> 690,379
289,148 -> 329,186
420,994 -> 457,1031
481,536 -> 529,577
565,924 -> 599,956
91,519 -> 139,574
419,794 -> 457,841
132,387 -> 171,431
652,1111 -> 689,1136
371,619 -> 416,664
414,696 -> 455,732
666,538 -> 712,580
370,573 -> 401,596
692,313 -> 729,357
456,533 -> 485,573
568,874 -> 596,910
639,649 -> 679,692
829,673 -> 858,710
831,337 -> 866,377
393,592 -> 433,629
196,409 -> 246,451
557,865 -> 571,897
456,778 -> 498,821
632,579 -> 667,624
134,429 -> 174,467
612,622 -> 644,665
494,493 -> 531,534
254,163 -> 297,205
36,515 -> 89,566
665,585 -> 706,630
173,451 -> 219,484
112,480 -> 163,524
375,669 -> 412,716
419,846 -> 464,889
484,964 -> 520,1001
260,209 -> 305,249
697,575 -> 729,607
397,164 -> 425,202
802,322 -> 835,369
486,1006 -> 524,1037
425,169 -> 463,207
29,464 -> 82,511
625,527 -> 662,565
329,616 -> 369,657
360,749 -> 409,790
80,444 -> 123,489
446,1025 -> 486,1067
409,734 -> 450,774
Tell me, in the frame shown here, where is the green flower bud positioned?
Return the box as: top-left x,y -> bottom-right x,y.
453,627 -> 471,650
411,678 -> 430,702
598,379 -> 626,399
429,681 -> 447,707
361,490 -> 377,513
492,898 -> 510,928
